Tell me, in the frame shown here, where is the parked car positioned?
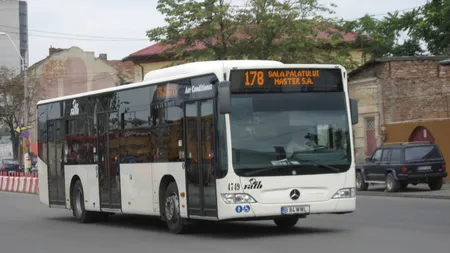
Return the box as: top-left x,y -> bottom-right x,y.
0,159 -> 20,172
356,142 -> 447,192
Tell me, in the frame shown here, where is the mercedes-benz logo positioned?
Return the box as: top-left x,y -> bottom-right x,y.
290,189 -> 300,200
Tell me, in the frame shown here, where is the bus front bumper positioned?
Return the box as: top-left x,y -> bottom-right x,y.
218,198 -> 356,221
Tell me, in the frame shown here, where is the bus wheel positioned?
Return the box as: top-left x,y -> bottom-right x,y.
273,217 -> 299,228
72,180 -> 95,223
164,182 -> 187,234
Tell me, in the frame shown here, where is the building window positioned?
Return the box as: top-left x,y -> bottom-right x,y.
365,117 -> 376,156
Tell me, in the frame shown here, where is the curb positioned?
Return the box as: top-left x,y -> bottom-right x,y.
357,191 -> 450,200
0,190 -> 39,196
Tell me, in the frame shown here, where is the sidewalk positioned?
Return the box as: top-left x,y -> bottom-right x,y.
356,182 -> 450,200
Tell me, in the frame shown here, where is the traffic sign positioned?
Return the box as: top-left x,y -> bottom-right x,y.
15,125 -> 33,133
22,146 -> 27,153
22,130 -> 29,138
25,139 -> 30,146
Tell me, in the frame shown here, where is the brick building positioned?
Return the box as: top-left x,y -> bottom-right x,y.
349,56 -> 450,179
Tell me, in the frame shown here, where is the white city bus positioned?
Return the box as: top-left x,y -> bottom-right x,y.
36,60 -> 359,233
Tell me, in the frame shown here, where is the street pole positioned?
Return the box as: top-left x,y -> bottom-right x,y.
23,50 -> 30,173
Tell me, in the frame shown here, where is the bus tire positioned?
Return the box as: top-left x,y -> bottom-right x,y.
72,180 -> 96,223
163,182 -> 187,234
273,216 -> 299,228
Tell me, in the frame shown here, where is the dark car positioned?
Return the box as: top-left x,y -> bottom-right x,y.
356,142 -> 447,192
0,159 -> 20,172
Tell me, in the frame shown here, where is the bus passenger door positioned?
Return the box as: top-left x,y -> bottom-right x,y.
184,99 -> 217,217
47,119 -> 66,206
97,112 -> 121,210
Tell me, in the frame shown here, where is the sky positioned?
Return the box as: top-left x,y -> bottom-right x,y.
17,0 -> 429,65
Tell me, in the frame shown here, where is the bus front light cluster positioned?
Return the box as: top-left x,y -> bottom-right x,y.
221,193 -> 257,204
332,188 -> 356,199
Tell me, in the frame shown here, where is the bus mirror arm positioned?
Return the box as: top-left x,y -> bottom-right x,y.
185,158 -> 191,168
218,81 -> 232,114
350,99 -> 358,125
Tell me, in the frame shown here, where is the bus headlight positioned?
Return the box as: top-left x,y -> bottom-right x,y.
332,188 -> 356,199
221,193 -> 257,204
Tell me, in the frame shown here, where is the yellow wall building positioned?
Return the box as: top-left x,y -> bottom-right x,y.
122,34 -> 369,81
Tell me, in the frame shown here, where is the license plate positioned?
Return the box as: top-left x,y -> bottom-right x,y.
417,166 -> 432,171
281,205 -> 310,215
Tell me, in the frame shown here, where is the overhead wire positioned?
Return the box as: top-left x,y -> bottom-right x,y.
2,25 -> 147,40
0,25 -> 149,42
231,3 -> 425,18
0,28 -> 149,42
366,5 -> 424,17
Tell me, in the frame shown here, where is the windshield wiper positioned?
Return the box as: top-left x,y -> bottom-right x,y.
244,158 -> 298,176
243,158 -> 341,176
295,159 -> 340,173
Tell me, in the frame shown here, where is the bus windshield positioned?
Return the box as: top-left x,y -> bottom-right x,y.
230,92 -> 351,176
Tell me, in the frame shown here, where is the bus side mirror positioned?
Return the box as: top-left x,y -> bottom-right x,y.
350,99 -> 358,125
218,81 -> 232,114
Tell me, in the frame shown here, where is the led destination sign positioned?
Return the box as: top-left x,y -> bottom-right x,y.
230,68 -> 343,92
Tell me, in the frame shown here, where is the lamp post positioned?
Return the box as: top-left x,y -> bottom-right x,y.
0,31 -> 29,172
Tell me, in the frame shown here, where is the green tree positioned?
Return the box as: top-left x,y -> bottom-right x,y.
0,66 -> 41,160
403,0 -> 450,55
147,0 -> 238,63
147,0 -> 359,68
236,0 -> 356,67
341,12 -> 424,61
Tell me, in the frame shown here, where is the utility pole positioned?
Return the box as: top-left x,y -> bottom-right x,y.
23,49 -> 30,173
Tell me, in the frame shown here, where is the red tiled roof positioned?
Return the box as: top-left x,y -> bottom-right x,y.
106,60 -> 135,82
126,40 -> 207,59
124,25 -> 369,61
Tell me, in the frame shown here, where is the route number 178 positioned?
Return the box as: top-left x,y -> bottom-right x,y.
245,71 -> 264,86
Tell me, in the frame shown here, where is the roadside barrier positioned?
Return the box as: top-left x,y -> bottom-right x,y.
0,171 -> 39,194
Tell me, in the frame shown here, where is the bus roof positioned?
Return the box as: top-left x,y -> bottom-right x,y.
37,60 -> 283,106
36,60 -> 345,106
143,60 -> 283,81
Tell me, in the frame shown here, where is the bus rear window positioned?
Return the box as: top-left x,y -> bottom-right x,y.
404,146 -> 443,161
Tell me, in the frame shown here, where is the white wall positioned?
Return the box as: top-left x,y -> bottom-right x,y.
349,77 -> 382,162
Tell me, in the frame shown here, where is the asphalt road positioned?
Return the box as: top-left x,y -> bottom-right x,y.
1,192 -> 449,253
